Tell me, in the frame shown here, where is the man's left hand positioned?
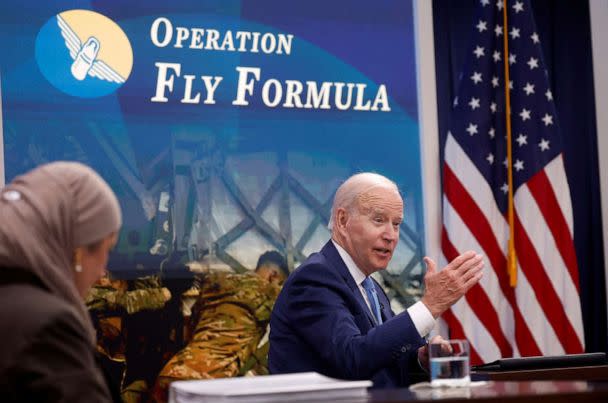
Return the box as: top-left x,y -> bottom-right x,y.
417,335 -> 447,370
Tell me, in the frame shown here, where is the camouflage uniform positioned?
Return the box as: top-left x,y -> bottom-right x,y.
86,276 -> 171,316
86,276 -> 172,402
120,380 -> 148,403
152,271 -> 280,401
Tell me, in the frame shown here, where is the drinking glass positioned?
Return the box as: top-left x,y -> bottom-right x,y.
429,339 -> 470,387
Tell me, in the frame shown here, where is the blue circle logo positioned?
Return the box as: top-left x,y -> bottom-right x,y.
35,9 -> 133,98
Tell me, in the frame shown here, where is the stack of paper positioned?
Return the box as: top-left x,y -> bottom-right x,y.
169,372 -> 372,403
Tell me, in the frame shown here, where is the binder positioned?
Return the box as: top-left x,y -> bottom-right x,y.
472,352 -> 606,371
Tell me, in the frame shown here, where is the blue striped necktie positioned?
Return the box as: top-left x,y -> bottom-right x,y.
362,276 -> 383,325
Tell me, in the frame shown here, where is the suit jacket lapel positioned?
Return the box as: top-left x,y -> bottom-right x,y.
321,241 -> 377,327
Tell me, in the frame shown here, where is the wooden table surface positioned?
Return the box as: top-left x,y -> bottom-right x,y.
366,380 -> 608,402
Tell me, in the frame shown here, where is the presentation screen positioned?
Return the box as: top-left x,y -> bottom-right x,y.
0,0 -> 424,305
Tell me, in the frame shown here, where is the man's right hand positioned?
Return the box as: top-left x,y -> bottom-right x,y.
420,251 -> 484,318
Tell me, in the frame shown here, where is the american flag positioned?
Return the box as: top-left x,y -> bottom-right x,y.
441,0 -> 584,364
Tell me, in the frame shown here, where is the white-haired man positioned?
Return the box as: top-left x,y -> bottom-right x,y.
268,172 -> 483,387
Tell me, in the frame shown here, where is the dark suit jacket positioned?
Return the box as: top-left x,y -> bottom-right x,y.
0,268 -> 112,402
269,241 -> 426,388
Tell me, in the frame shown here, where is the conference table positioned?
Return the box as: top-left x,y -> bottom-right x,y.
363,365 -> 608,402
368,380 -> 608,402
168,366 -> 608,402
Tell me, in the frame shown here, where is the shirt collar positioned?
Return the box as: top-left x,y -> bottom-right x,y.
332,239 -> 367,286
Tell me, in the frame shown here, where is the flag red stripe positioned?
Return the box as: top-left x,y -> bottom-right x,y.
526,168 -> 580,292
513,213 -> 584,353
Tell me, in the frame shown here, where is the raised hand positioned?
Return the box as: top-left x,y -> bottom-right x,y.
420,251 -> 484,318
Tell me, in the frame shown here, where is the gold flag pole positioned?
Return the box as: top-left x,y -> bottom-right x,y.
502,0 -> 517,286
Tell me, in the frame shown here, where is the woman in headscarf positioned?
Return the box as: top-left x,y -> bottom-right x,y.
0,162 -> 122,402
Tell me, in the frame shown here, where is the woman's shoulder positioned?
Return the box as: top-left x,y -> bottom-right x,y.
0,283 -> 83,346
0,283 -> 111,402
0,283 -> 81,375
1,281 -> 74,317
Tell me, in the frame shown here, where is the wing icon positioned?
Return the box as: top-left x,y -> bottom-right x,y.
89,59 -> 126,84
57,14 -> 80,59
56,14 -> 126,84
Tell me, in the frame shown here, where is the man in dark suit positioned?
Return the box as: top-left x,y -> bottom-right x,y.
268,172 -> 484,387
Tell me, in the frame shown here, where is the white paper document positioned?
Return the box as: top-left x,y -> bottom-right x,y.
169,372 -> 372,403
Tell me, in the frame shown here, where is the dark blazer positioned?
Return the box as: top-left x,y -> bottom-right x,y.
269,241 -> 426,388
0,268 -> 111,402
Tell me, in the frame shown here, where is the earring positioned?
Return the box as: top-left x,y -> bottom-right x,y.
73,248 -> 83,273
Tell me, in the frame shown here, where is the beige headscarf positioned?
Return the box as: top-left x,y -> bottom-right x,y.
0,161 -> 122,344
